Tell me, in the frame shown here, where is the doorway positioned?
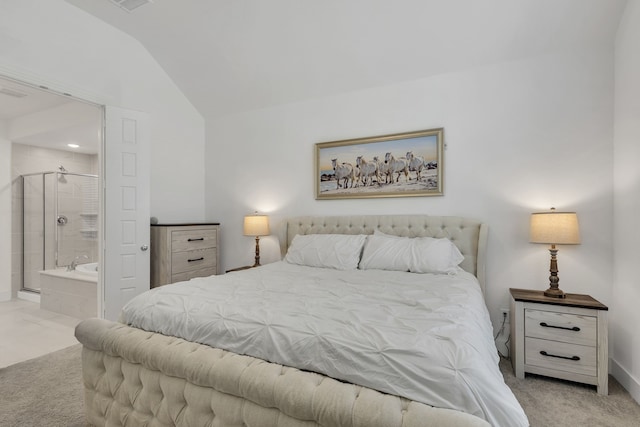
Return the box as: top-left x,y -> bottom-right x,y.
2,75 -> 102,312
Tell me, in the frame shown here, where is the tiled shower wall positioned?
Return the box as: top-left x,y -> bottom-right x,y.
11,144 -> 98,296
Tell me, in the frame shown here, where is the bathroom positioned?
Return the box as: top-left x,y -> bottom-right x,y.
17,163 -> 99,319
5,76 -> 103,319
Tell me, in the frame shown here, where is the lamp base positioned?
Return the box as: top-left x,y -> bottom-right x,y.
543,245 -> 566,298
544,287 -> 566,298
253,236 -> 261,267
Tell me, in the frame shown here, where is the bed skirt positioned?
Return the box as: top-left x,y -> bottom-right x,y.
75,318 -> 489,427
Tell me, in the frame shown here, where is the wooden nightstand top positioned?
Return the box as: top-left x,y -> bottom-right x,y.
152,222 -> 220,227
509,288 -> 608,311
225,265 -> 255,273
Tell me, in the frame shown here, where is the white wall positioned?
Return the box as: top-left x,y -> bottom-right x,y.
613,0 -> 640,404
0,0 -> 206,224
205,47 -> 614,346
0,121 -> 11,301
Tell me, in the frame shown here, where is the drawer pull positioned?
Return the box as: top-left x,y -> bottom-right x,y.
188,238 -> 204,242
540,322 -> 580,332
540,350 -> 580,361
188,257 -> 204,262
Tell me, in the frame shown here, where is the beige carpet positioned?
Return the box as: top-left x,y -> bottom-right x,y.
500,358 -> 640,427
0,344 -> 85,427
1,344 -> 639,426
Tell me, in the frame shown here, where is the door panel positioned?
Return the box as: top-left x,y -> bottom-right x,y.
103,106 -> 150,320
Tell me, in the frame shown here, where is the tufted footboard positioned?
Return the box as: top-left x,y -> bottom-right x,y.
75,318 -> 489,427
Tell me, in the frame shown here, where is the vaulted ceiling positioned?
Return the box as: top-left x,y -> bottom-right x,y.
66,0 -> 628,118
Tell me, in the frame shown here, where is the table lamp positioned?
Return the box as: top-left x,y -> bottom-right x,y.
243,213 -> 270,267
530,208 -> 580,298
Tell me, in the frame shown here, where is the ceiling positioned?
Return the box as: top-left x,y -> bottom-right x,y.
0,75 -> 101,154
0,77 -> 70,120
65,0 -> 628,119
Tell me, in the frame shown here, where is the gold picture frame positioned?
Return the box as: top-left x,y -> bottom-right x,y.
315,128 -> 444,199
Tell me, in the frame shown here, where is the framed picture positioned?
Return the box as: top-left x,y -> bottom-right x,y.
315,128 -> 444,199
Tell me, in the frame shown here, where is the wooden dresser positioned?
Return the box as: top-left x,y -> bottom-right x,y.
509,288 -> 608,395
150,223 -> 220,288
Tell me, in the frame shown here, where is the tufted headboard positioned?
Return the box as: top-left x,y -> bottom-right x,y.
278,215 -> 488,295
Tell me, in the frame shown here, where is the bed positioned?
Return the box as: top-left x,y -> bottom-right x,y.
74,215 -> 528,427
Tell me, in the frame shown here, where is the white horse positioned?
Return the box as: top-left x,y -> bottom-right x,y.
406,151 -> 425,181
331,158 -> 355,189
384,152 -> 409,183
373,156 -> 391,184
356,156 -> 379,186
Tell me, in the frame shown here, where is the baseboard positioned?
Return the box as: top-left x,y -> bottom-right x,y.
0,290 -> 11,302
611,358 -> 640,404
17,290 -> 40,304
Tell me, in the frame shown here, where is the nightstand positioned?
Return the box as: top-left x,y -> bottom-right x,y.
509,288 -> 608,395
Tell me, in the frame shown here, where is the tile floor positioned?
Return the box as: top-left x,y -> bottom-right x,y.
0,299 -> 81,368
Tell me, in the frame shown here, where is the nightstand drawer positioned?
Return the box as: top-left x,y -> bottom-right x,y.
171,229 -> 217,252
171,248 -> 216,274
525,337 -> 597,377
525,309 -> 597,346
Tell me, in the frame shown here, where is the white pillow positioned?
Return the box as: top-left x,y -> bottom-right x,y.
410,236 -> 464,274
359,230 -> 464,274
358,233 -> 412,272
284,234 -> 367,270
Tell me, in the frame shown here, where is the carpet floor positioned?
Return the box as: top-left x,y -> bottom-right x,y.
1,344 -> 639,426
0,344 -> 85,427
500,358 -> 640,427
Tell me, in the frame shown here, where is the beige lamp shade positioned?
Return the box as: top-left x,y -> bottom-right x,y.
243,214 -> 270,237
530,210 -> 580,245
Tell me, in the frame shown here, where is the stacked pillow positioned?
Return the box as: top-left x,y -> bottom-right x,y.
284,233 -> 367,270
359,230 -> 464,274
284,230 -> 464,274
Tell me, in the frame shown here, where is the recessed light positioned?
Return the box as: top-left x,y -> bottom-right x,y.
67,143 -> 80,148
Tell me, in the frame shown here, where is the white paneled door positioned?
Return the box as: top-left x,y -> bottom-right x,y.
103,106 -> 150,320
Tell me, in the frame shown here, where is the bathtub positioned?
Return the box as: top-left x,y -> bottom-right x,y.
75,262 -> 98,277
39,266 -> 97,319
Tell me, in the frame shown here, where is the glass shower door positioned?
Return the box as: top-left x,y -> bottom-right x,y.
21,174 -> 48,292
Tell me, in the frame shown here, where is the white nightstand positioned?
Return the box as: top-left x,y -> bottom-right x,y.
509,288 -> 608,395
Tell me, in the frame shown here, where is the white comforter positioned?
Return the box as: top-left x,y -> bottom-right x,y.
121,261 -> 528,427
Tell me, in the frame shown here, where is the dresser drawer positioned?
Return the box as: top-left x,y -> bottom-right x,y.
171,248 -> 216,274
171,229 -> 217,252
525,337 -> 597,376
171,267 -> 217,283
525,308 -> 596,346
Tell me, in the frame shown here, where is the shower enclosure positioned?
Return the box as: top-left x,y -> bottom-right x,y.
19,170 -> 99,293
